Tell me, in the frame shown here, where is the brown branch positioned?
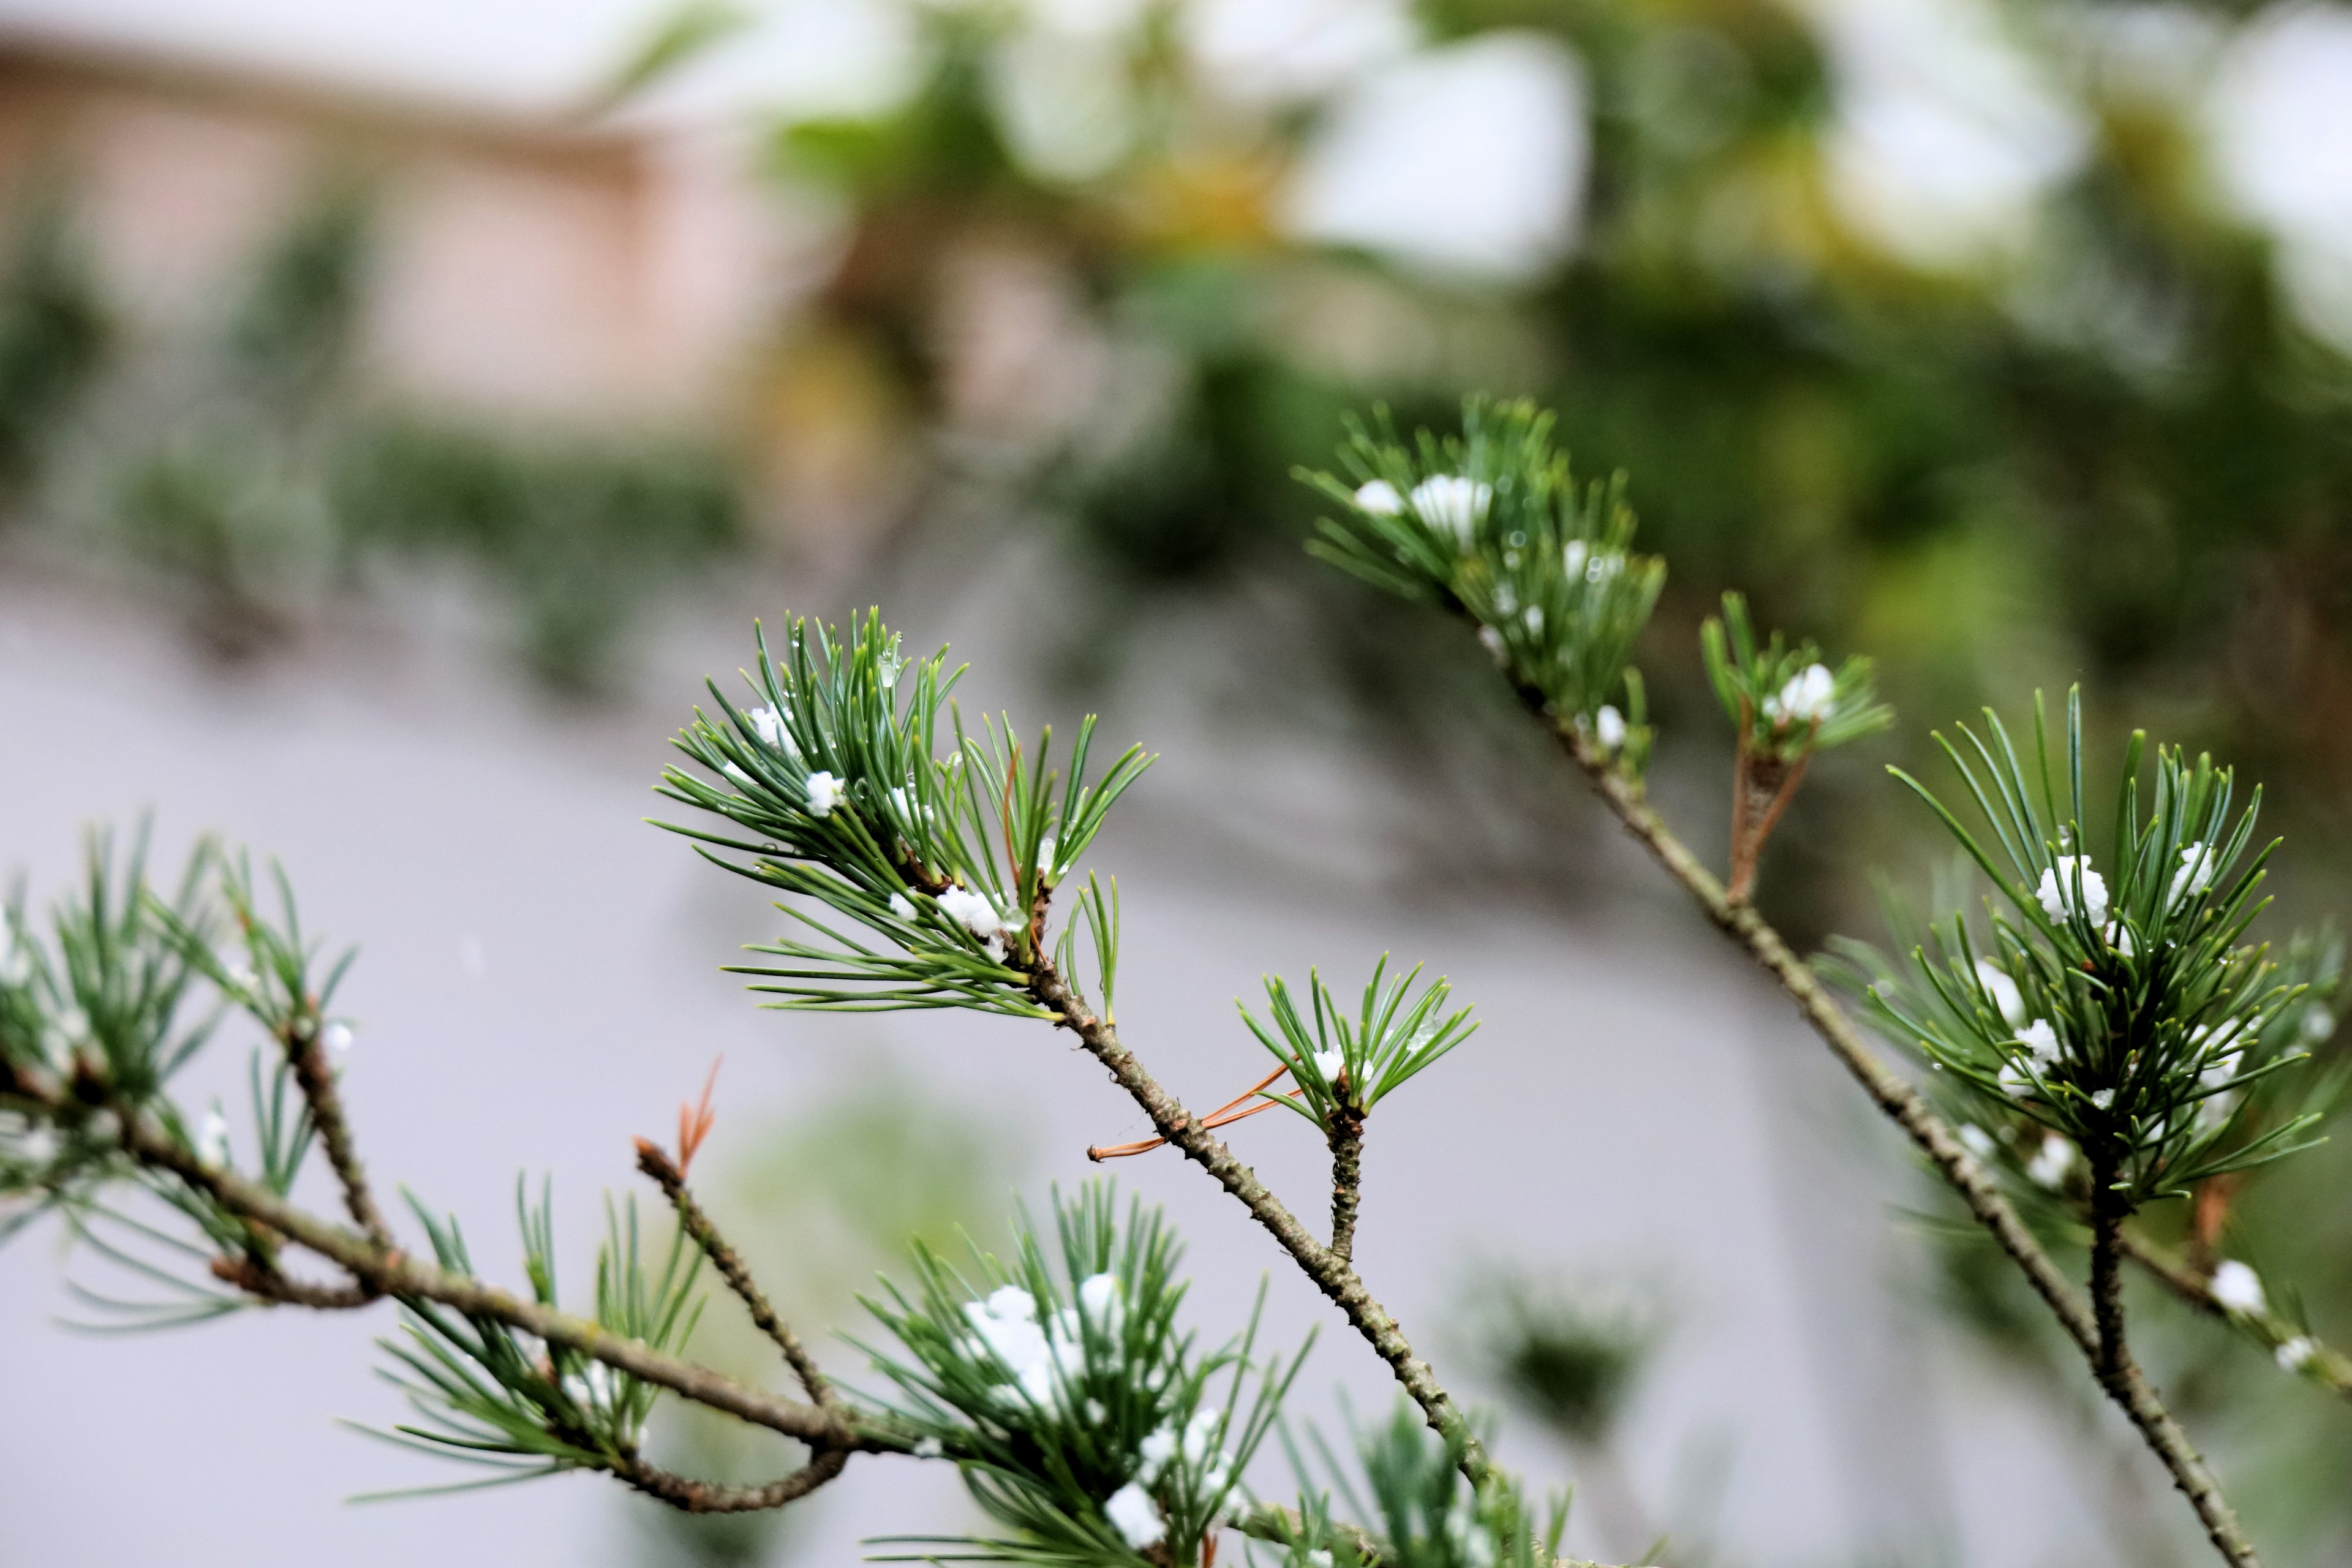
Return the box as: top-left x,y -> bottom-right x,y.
610,1446 -> 848,1513
209,1254 -> 374,1310
1493,670 -> 2262,1566
1229,1500 -> 1624,1568
1550,714 -> 2101,1351
285,1022 -> 393,1254
635,1139 -> 833,1407
2082,1152 -> 2257,1568
1725,699 -> 1816,908
2,1064 -> 885,1459
1023,961 -> 1491,1488
2119,1227 -> 2352,1398
2090,1152 -> 2132,1382
1328,1105 -> 1364,1264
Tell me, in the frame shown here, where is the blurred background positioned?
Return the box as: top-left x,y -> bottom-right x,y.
4,0 -> 2352,1564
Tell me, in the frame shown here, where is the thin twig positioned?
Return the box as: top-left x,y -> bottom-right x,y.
635,1139 -> 833,1407
2084,1152 -> 2256,1568
1231,1500 -> 1623,1568
1490,662 -> 2263,1567
209,1254 -> 374,1310
611,1446 -> 848,1513
1023,960 -> 1492,1488
3,1065 -> 884,1460
2091,1152 -> 2132,1384
285,1024 -> 393,1253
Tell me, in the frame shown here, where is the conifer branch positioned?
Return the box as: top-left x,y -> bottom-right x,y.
1036,960 -> 1492,1489
634,1139 -> 833,1407
2082,1148 -> 2256,1567
609,1446 -> 849,1513
3,1060 -> 882,1459
1227,1500 -> 1619,1568
1498,660 -> 2263,1568
208,1254 -> 373,1310
284,1022 -> 393,1255
1328,1106 -> 1364,1264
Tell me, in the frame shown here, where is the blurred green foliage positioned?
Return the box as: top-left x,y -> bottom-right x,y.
1469,1272 -> 1662,1447
0,187 -> 107,491
333,421 -> 738,690
1,179 -> 741,692
755,0 -> 2352,924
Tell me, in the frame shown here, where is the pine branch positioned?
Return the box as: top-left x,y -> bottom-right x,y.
4,1060 -> 884,1461
2082,1151 -> 2255,1567
1493,655 -> 2263,1568
634,1139 -> 832,1407
284,1021 -> 393,1254
209,1254 -> 373,1310
1032,960 -> 1493,1490
1328,1107 -> 1364,1264
609,1446 -> 848,1513
1229,1499 -> 1624,1568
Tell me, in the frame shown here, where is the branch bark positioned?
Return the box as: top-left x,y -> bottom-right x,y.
1230,1500 -> 1622,1568
285,1023 -> 394,1254
1038,962 -> 1490,1487
209,1254 -> 373,1310
635,1139 -> 834,1408
611,1446 -> 848,1513
8,1065 -> 883,1460
2085,1153 -> 2258,1568
1328,1106 -> 1364,1264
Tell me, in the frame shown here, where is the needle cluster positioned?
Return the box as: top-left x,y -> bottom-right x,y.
1869,693 -> 2321,1204
1301,399 -> 1665,776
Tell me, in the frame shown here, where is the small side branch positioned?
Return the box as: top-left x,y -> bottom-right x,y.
612,1446 -> 849,1513
0,1064 -> 881,1459
2085,1152 -> 2257,1568
285,1026 -> 393,1253
1025,961 -> 1491,1489
1231,1501 -> 1624,1568
635,1139 -> 833,1407
1726,741 -> 1809,906
210,1254 -> 374,1310
1328,1107 -> 1364,1264
2089,1155 -> 2132,1381
1499,674 -> 2264,1567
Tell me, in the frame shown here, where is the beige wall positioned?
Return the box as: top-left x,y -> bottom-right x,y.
0,42 -> 787,422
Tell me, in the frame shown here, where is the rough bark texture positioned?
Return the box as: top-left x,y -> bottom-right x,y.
636,1140 -> 833,1406
612,1446 -> 848,1512
2085,1153 -> 2260,1568
287,1027 -> 394,1253
1025,961 -> 1493,1487
1328,1106 -> 1365,1264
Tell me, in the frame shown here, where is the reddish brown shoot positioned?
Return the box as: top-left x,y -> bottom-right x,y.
677,1057 -> 722,1177
1087,1064 -> 1305,1161
1726,701 -> 1819,905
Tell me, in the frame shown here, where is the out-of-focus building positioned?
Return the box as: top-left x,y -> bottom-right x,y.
0,31 -> 791,422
